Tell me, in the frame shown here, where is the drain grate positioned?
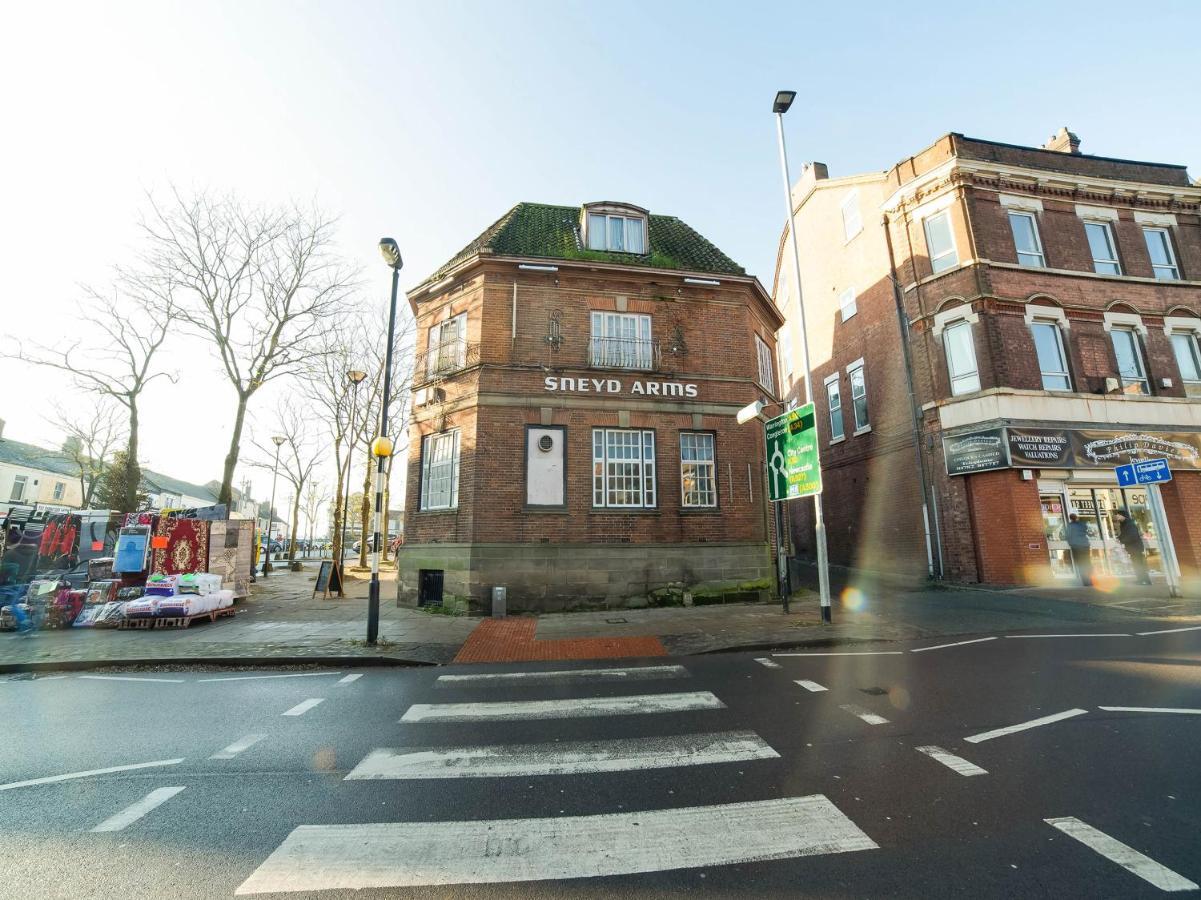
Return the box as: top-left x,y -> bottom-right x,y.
606,617 -> 628,624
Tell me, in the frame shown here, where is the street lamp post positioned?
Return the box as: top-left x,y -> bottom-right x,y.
773,89 -> 832,623
262,435 -> 286,577
367,237 -> 403,646
340,369 -> 368,597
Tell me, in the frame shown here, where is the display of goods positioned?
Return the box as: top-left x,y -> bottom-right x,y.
0,604 -> 33,630
93,601 -> 127,625
206,520 -> 252,598
151,519 -> 209,577
215,589 -> 234,609
25,579 -> 61,604
116,586 -> 145,601
178,572 -> 223,595
144,574 -> 180,597
84,580 -> 121,605
47,589 -> 85,628
123,598 -> 156,618
113,526 -> 151,574
88,557 -> 115,582
72,606 -> 100,628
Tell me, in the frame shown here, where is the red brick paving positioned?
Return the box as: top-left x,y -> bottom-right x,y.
452,617 -> 667,664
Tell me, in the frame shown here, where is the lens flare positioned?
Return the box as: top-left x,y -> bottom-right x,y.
888,686 -> 911,710
840,587 -> 866,610
1091,573 -> 1121,593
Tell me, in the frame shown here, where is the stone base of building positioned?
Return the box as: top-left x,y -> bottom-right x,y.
395,542 -> 773,614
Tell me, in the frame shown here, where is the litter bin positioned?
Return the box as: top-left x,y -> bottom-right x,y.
491,586 -> 507,618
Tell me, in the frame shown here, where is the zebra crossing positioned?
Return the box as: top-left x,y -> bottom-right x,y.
237,660 -> 879,894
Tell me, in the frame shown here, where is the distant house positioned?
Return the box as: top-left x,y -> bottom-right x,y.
140,470 -> 221,510
0,423 -> 85,515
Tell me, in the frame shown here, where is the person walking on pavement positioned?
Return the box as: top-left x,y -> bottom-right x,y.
1065,513 -> 1093,587
1115,508 -> 1153,585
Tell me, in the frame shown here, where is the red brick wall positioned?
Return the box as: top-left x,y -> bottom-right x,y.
964,469 -> 1046,584
1160,472 -> 1201,577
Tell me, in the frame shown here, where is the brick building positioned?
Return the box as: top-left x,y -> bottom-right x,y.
775,129 -> 1201,586
397,201 -> 784,612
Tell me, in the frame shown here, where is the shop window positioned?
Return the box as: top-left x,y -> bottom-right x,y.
426,314 -> 466,377
1109,327 -> 1149,395
592,428 -> 656,509
923,211 -> 958,274
1171,331 -> 1201,397
1030,320 -> 1072,391
942,319 -> 980,395
825,375 -> 844,442
1142,227 -> 1180,280
52,481 -> 66,501
1007,211 -> 1045,267
1084,221 -> 1121,275
586,213 -> 646,253
590,312 -> 654,370
755,334 -> 775,394
420,430 -> 460,510
679,432 -> 716,508
10,475 -> 27,502
847,361 -> 869,432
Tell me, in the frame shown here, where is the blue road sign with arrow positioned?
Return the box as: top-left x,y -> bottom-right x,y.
1115,458 -> 1172,487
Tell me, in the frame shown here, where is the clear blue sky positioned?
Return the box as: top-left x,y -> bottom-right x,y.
2,0 -> 1196,496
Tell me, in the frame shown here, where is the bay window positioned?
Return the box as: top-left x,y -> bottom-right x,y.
923,211 -> 958,274
943,319 -> 980,395
1171,331 -> 1201,397
1110,327 -> 1149,395
420,430 -> 460,510
755,334 -> 775,394
1030,320 -> 1072,391
426,313 -> 466,377
593,429 -> 656,509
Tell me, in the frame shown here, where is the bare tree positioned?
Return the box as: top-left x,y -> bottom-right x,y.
302,479 -> 329,555
2,290 -> 175,513
134,188 -> 357,506
50,401 -> 126,508
248,401 -> 322,567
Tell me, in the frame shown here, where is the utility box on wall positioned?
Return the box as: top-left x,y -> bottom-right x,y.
525,426 -> 565,507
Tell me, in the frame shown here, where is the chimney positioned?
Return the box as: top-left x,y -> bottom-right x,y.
800,161 -> 829,188
1043,127 -> 1081,155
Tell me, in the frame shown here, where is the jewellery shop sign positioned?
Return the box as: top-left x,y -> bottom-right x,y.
944,427 -> 1201,476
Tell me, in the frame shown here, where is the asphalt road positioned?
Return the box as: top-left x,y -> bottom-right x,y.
2,622 -> 1199,898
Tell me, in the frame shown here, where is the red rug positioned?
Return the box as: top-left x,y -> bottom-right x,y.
151,518 -> 209,576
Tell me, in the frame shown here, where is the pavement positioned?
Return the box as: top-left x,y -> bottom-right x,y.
2,559 -> 1200,670
2,625 -> 1199,897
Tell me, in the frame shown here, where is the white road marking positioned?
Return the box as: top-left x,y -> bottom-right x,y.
401,691 -> 723,723
345,731 -> 779,780
753,658 -> 781,669
234,794 -> 877,894
0,758 -> 185,792
337,674 -> 363,684
78,675 -> 186,683
1045,816 -> 1198,892
282,698 -> 324,717
794,679 -> 828,692
964,708 -> 1088,743
910,637 -> 997,653
1004,633 -> 1130,639
210,734 -> 268,759
1136,625 -> 1201,636
773,651 -> 903,657
915,745 -> 987,776
839,704 -> 889,725
436,665 -> 688,686
197,672 -> 342,683
1098,706 -> 1201,715
91,786 -> 185,832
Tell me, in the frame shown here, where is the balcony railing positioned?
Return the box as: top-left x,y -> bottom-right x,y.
588,336 -> 660,371
413,340 -> 480,386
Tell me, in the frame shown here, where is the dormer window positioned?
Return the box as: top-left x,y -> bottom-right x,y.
582,203 -> 647,254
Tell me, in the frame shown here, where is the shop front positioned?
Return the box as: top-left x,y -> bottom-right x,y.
1038,481 -> 1163,582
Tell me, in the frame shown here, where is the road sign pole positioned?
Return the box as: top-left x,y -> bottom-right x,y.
1147,483 -> 1181,598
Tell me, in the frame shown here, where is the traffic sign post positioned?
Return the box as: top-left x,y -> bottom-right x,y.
1113,459 -> 1180,598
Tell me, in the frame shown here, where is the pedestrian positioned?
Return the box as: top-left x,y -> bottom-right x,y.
1115,509 -> 1152,585
1065,513 -> 1093,587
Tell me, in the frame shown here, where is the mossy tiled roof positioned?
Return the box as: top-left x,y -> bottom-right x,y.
422,202 -> 746,286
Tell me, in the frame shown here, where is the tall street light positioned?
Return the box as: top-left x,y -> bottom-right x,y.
367,237 -> 403,646
773,89 -> 832,623
340,369 -> 368,597
262,434 -> 286,578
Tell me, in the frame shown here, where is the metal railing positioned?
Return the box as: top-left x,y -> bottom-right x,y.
588,336 -> 660,370
413,340 -> 480,386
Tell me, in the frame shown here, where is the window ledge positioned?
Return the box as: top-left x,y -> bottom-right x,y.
679,507 -> 721,515
853,426 -> 872,436
829,435 -> 846,445
414,508 -> 459,516
523,506 -> 569,514
589,508 -> 662,516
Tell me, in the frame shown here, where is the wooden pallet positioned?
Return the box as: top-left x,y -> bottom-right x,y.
117,617 -> 156,630
117,607 -> 236,630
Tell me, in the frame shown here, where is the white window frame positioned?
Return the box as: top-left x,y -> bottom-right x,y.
679,432 -> 717,509
52,481 -> 66,501
1169,330 -> 1201,394
10,475 -> 28,502
426,313 -> 466,377
586,213 -> 646,254
592,428 -> 656,509
1083,220 -> 1121,275
846,359 -> 869,434
1142,226 -> 1180,280
590,311 -> 654,369
941,317 -> 980,396
1007,210 -> 1046,268
1108,326 -> 1150,396
1028,319 -> 1072,391
420,430 -> 461,511
841,190 -> 862,242
838,287 -> 857,322
755,334 -> 776,394
923,211 -> 958,274
824,374 -> 844,443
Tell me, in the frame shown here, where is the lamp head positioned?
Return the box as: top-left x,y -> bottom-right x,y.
378,238 -> 403,270
371,435 -> 395,458
347,369 -> 368,384
271,435 -> 286,447
773,90 -> 797,114
736,400 -> 766,425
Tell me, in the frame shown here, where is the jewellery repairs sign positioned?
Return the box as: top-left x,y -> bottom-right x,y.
944,426 -> 1201,475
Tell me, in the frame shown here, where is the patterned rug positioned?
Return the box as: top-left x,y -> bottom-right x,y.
151,518 -> 209,576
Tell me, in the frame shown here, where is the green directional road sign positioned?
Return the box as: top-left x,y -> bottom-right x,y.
765,403 -> 822,501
